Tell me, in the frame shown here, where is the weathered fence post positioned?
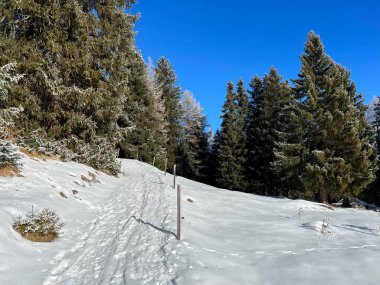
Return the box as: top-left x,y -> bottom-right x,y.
173,164 -> 176,189
136,151 -> 139,160
177,185 -> 181,240
153,156 -> 156,167
164,158 -> 168,176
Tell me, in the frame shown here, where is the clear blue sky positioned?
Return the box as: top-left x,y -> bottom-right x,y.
131,0 -> 380,132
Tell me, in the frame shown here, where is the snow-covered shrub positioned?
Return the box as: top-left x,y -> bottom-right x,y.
12,208 -> 64,242
17,129 -> 63,157
63,136 -> 121,175
0,139 -> 21,169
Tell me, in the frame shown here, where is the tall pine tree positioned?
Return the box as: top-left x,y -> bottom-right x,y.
246,67 -> 292,195
217,82 -> 245,190
294,32 -> 376,203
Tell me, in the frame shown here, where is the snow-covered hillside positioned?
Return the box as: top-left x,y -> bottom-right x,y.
1,156 -> 380,285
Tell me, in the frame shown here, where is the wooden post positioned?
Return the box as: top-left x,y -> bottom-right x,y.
164,158 -> 168,176
136,151 -> 139,160
177,185 -> 181,240
173,164 -> 176,189
153,156 -> 156,167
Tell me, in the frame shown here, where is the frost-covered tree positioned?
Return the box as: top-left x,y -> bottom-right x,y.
0,62 -> 23,137
147,58 -> 168,146
154,57 -> 183,170
119,53 -> 167,168
0,62 -> 22,170
0,1 -> 136,174
0,140 -> 21,169
178,91 -> 210,180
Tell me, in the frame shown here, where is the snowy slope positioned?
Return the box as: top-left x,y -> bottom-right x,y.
1,156 -> 380,285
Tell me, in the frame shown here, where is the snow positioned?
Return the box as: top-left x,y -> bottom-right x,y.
1,155 -> 380,284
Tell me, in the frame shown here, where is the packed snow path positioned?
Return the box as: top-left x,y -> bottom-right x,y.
44,162 -> 176,285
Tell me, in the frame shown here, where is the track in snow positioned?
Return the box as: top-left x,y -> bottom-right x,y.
44,162 -> 176,285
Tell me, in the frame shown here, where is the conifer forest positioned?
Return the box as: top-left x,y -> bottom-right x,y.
0,1 -> 379,205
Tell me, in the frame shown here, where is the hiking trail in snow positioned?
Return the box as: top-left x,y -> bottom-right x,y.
44,162 -> 176,285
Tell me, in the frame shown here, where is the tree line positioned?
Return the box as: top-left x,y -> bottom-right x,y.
0,2 -> 379,205
0,0 -> 211,179
213,32 -> 378,205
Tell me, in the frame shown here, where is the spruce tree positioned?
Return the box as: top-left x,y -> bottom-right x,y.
363,97 -> 380,205
235,79 -> 249,190
0,0 -> 136,174
271,88 -> 307,198
294,32 -> 376,203
246,67 -> 292,195
119,52 -> 166,167
0,62 -> 22,170
216,82 -> 244,190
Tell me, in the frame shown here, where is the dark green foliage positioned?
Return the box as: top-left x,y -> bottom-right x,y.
213,32 -> 376,204
154,57 -> 182,170
118,53 -> 166,167
216,82 -> 245,190
0,0 -> 136,174
246,68 -> 292,195
361,97 -> 380,205
294,32 -> 376,203
271,95 -> 308,198
235,79 -> 249,190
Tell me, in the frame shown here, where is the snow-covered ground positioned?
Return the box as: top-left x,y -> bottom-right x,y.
1,155 -> 380,284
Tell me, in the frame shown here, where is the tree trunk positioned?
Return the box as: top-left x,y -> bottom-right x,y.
319,185 -> 328,204
342,197 -> 351,208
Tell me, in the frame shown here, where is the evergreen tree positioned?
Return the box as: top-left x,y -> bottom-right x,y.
235,79 -> 249,190
178,90 -> 210,180
154,57 -> 182,170
216,82 -> 244,190
0,62 -> 23,138
246,68 -> 292,195
362,96 -> 380,205
271,89 -> 307,198
294,32 -> 376,203
0,62 -> 22,170
0,1 -> 136,174
207,129 -> 221,185
246,76 -> 264,192
119,52 -> 166,167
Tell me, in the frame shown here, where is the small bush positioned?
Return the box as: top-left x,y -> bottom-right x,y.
63,136 -> 121,175
18,129 -> 63,158
13,208 -> 64,242
0,139 -> 21,174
